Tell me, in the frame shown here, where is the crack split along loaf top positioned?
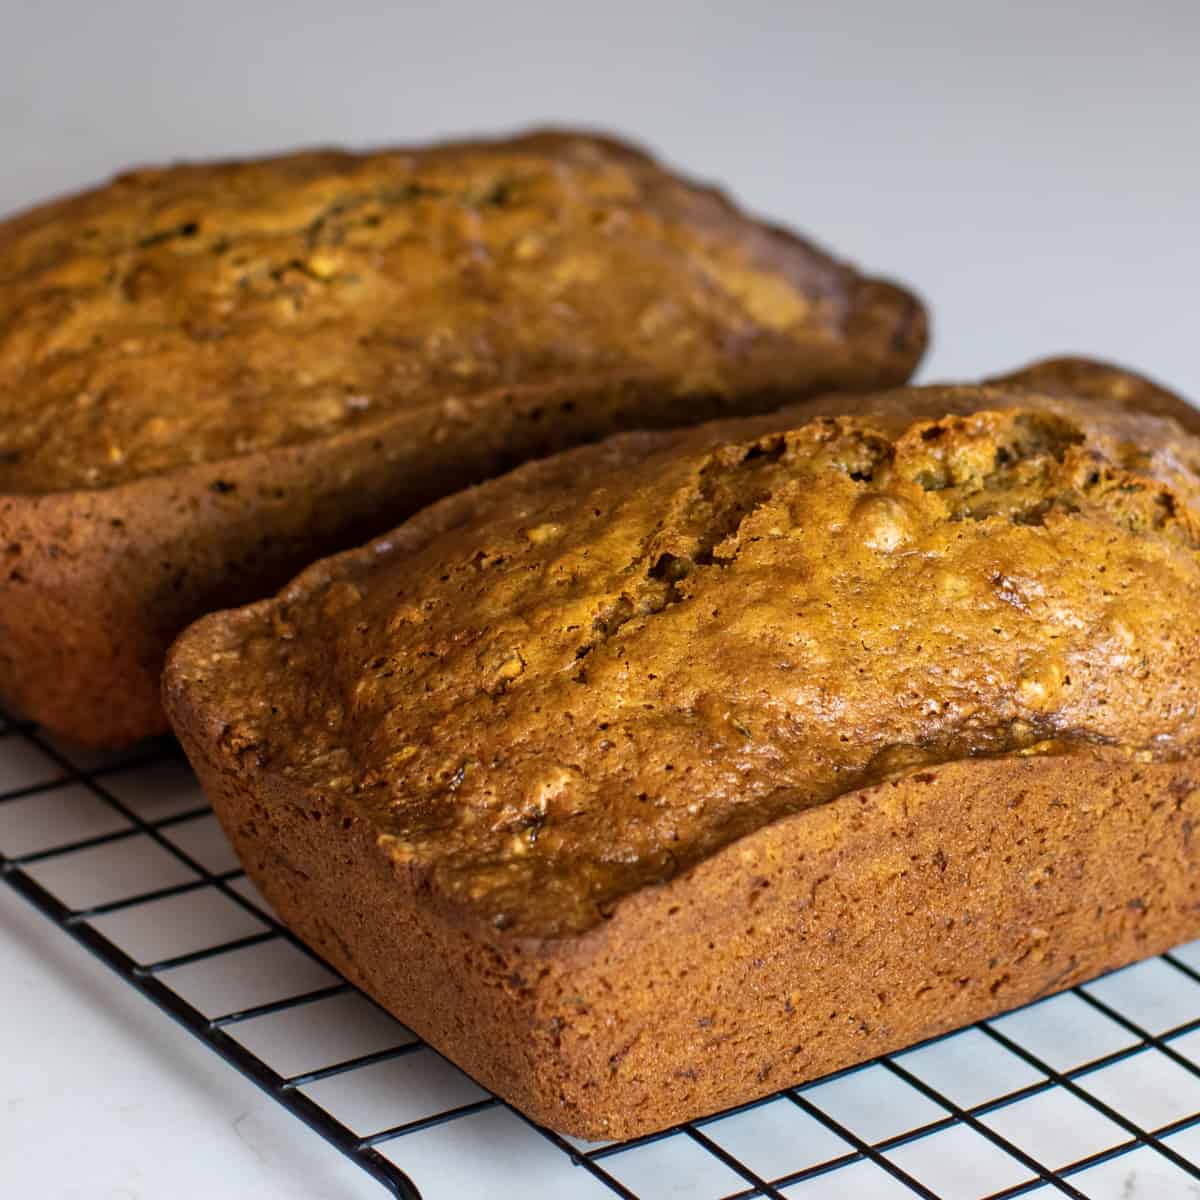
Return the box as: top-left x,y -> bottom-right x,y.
166,371 -> 1200,940
0,129 -> 924,494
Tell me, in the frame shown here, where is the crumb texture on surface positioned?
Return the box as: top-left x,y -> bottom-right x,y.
0,129 -> 923,492
170,372 -> 1200,939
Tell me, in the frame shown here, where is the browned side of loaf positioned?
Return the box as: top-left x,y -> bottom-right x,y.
1,371 -> 815,745
173,696 -> 1200,1139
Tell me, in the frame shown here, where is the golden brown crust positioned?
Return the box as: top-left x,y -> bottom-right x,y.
0,129 -> 924,493
165,363 -> 1200,1137
0,129 -> 926,746
166,371 -> 1200,937
991,356 -> 1200,435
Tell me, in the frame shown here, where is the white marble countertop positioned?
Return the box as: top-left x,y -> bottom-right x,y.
2,2 -> 1199,1197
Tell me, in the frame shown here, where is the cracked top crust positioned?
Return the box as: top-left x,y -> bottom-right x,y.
0,129 -> 923,494
165,365 -> 1200,938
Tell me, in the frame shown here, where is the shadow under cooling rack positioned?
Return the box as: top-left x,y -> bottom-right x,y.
4,711 -> 1200,1199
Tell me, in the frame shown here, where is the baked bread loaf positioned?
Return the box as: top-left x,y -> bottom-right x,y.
165,357 -> 1200,1139
0,129 -> 926,746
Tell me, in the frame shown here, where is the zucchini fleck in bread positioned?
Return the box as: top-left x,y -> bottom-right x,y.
165,358 -> 1200,1139
0,129 -> 926,747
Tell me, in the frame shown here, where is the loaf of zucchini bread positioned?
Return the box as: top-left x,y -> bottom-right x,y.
165,357 -> 1200,1138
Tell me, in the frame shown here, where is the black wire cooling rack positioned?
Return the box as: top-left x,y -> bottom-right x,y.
5,708 -> 1200,1199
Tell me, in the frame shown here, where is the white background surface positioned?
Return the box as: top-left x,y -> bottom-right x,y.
2,1 -> 1199,1197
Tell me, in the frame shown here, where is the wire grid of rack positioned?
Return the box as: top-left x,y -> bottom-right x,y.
4,709 -> 1200,1199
